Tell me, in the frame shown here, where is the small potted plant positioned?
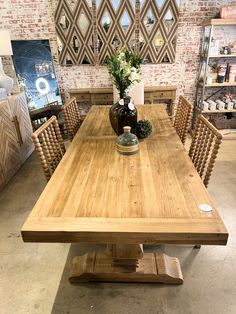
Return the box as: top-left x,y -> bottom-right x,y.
136,119 -> 152,139
107,49 -> 142,135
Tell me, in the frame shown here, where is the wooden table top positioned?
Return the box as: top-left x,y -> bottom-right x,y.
77,105 -> 174,139
21,105 -> 228,245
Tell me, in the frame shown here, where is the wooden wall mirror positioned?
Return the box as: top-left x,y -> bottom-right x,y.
54,0 -> 180,65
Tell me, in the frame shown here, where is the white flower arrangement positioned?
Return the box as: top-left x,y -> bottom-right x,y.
107,48 -> 142,99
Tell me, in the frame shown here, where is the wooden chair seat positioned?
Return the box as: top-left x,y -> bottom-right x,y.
32,116 -> 66,181
62,97 -> 81,141
174,96 -> 193,144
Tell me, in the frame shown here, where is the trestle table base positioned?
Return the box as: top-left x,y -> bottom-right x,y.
69,245 -> 183,285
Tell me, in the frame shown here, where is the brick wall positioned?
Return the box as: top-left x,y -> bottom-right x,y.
1,0 -> 236,103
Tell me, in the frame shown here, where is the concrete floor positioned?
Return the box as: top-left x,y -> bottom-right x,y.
0,139 -> 236,314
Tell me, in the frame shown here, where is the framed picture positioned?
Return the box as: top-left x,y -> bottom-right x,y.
11,39 -> 62,110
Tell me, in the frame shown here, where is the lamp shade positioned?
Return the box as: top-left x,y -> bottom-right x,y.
0,30 -> 13,56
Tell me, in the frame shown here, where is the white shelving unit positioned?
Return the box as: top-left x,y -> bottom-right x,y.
194,18 -> 236,124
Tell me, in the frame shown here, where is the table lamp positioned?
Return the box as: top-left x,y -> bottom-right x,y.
0,30 -> 14,95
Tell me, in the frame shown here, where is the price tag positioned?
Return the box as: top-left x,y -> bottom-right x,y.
199,204 -> 212,212
119,99 -> 124,106
128,102 -> 135,110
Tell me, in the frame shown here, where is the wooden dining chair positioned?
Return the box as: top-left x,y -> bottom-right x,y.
189,114 -> 223,250
174,96 -> 193,144
61,97 -> 81,141
32,116 -> 66,181
189,114 -> 223,188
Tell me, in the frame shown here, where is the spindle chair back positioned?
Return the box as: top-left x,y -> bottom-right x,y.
174,96 -> 193,144
189,114 -> 223,187
32,116 -> 65,181
62,97 -> 81,141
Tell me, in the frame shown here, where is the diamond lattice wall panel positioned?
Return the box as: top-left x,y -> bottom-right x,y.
55,0 -> 95,65
140,0 -> 179,63
54,0 -> 179,65
96,0 -> 136,64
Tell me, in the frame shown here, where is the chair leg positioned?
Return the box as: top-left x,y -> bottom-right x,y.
194,244 -> 201,249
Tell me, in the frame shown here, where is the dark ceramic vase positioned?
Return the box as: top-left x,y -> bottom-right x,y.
109,101 -> 122,134
117,96 -> 137,135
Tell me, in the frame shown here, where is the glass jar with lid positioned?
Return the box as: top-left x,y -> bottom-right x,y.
116,126 -> 139,155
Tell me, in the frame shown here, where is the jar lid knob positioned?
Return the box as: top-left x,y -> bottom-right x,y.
123,126 -> 131,133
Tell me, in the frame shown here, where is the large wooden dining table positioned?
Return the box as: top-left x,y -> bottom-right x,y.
21,105 -> 228,284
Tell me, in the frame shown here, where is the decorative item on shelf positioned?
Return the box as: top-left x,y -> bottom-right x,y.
136,119 -> 153,139
205,93 -> 236,111
203,101 -> 209,111
228,64 -> 236,82
208,64 -> 217,83
0,30 -> 14,95
107,48 -> 142,134
220,46 -> 231,55
208,100 -> 217,110
229,40 -> 236,54
225,63 -> 230,82
217,64 -> 227,83
216,99 -> 225,110
223,93 -> 235,109
209,38 -> 219,55
116,126 -> 139,156
207,76 -> 213,84
223,92 -> 234,103
220,5 -> 236,19
226,102 -> 234,110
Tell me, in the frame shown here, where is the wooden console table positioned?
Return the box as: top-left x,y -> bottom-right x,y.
22,105 -> 227,284
69,86 -> 176,116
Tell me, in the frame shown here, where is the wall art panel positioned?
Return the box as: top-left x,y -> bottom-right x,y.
54,0 -> 179,65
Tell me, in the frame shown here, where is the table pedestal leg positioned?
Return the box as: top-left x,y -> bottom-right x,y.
69,244 -> 183,285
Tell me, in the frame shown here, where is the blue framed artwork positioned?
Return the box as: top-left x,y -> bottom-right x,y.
11,39 -> 62,110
